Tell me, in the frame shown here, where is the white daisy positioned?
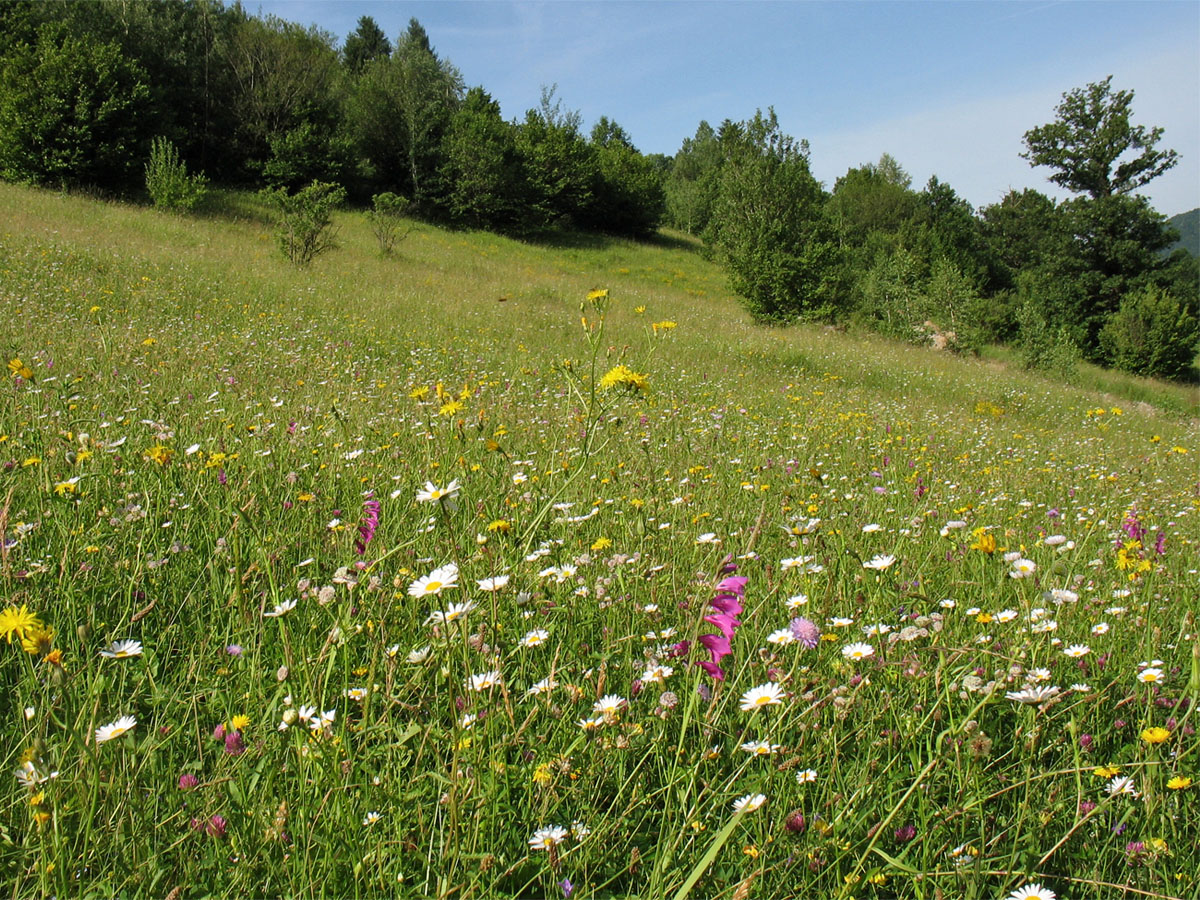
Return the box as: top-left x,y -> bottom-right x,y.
415,480 -> 460,504
264,598 -> 298,618
739,682 -> 785,711
100,639 -> 143,659
467,670 -> 502,692
95,715 -> 137,744
732,793 -> 766,813
476,574 -> 510,592
841,642 -> 875,661
408,563 -> 459,597
528,825 -> 569,850
863,554 -> 896,570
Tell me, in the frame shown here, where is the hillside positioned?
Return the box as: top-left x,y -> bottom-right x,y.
1,182 -> 1197,900
1166,207 -> 1199,256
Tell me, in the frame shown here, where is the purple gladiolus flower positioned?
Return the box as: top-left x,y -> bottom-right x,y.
355,492 -> 381,556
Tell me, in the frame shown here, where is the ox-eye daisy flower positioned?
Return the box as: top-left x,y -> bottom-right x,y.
739,682 -> 785,711
520,629 -> 550,648
842,642 -> 875,661
264,598 -> 298,618
863,554 -> 896,570
100,639 -> 143,659
468,670 -> 502,692
416,480 -> 459,504
409,563 -> 459,597
476,575 -> 509,592
529,825 -> 569,850
1007,884 -> 1056,900
95,715 -> 136,744
732,793 -> 766,813
593,695 -> 627,716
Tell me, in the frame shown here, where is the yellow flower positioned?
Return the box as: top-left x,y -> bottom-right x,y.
969,529 -> 996,554
1166,776 -> 1191,790
409,385 -> 429,401
586,288 -> 609,302
141,337 -> 156,346
1141,727 -> 1171,745
21,622 -> 55,657
230,714 -> 251,731
145,445 -> 174,466
0,605 -> 40,644
599,365 -> 648,392
591,537 -> 612,552
651,320 -> 677,333
297,492 -> 315,503
1093,765 -> 1121,779
486,519 -> 510,533
7,358 -> 33,379
438,400 -> 463,417
21,457 -> 41,467
53,479 -> 79,496
633,305 -> 646,314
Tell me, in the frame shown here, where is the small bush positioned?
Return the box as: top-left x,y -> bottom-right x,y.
367,192 -> 411,255
1017,297 -> 1078,380
145,137 -> 207,212
1099,284 -> 1199,379
261,181 -> 346,266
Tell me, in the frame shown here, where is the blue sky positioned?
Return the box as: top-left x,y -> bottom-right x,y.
255,1 -> 1199,216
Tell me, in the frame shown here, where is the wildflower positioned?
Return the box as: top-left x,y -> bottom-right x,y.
425,600 -> 476,625
1141,727 -> 1170,745
529,825 -> 569,850
415,480 -> 460,504
640,664 -> 674,684
732,793 -> 766,814
863,554 -> 896,570
264,598 -> 298,618
795,768 -> 818,784
1107,775 -> 1140,797
178,773 -> 199,790
526,677 -> 557,697
970,530 -> 997,554
144,445 -> 174,466
100,639 -> 143,659
598,365 -> 648,392
593,695 -> 627,717
362,811 -> 382,826
354,493 -> 381,555
740,740 -> 780,756
1046,588 -> 1079,604
408,563 -> 459,597
1062,645 -> 1090,658
739,682 -> 785,711
467,670 -> 502,692
1093,765 -> 1121,778
0,604 -> 39,644
789,616 -> 820,648
21,622 -> 54,657
841,642 -> 875,661
520,629 -> 550,648
1137,668 -> 1164,684
1091,622 -> 1110,635
766,628 -> 795,646
477,574 -> 509,591
406,646 -> 431,664
8,358 -> 33,379
1006,885 -> 1057,900
95,715 -> 137,744
1166,776 -> 1191,790
1008,558 -> 1036,578
1005,685 -> 1061,705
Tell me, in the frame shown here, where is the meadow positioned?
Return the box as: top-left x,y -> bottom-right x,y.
0,181 -> 1196,900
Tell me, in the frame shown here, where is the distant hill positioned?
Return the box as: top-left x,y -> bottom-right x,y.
1166,208 -> 1198,256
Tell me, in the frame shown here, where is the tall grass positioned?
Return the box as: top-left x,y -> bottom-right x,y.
1,182 -> 1196,899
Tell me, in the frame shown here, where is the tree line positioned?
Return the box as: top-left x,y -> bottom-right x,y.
0,1 -> 1194,378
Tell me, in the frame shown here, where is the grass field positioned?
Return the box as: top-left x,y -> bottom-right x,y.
1,182 -> 1197,899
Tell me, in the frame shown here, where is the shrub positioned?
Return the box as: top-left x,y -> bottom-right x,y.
144,137 -> 208,212
261,180 -> 346,266
1099,284 -> 1199,379
367,192 -> 411,255
1017,297 -> 1078,380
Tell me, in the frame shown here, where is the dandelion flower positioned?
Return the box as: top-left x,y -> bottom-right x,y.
841,642 -> 875,661
1140,727 -> 1170,744
1166,776 -> 1192,790
0,604 -> 39,644
732,793 -> 766,814
95,715 -> 137,744
739,682 -> 785,711
100,639 -> 143,659
529,825 -> 569,850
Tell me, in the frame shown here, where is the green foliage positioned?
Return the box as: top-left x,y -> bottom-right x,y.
436,87 -> 526,231
580,119 -> 665,238
262,121 -> 352,191
664,121 -> 722,236
144,136 -> 208,212
367,192 -> 411,255
513,92 -> 595,232
705,110 -> 841,322
1023,76 -> 1179,199
261,180 -> 346,266
0,23 -> 151,190
1098,284 -> 1199,379
1164,208 -> 1198,257
341,15 -> 391,74
1017,295 -> 1079,379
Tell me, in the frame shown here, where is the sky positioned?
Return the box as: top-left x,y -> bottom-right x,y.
255,0 -> 1199,217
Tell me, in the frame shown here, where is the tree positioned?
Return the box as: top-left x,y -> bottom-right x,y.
342,15 -> 390,74
513,88 -> 595,231
0,22 -> 151,190
1022,76 -> 1179,199
437,86 -> 526,230
580,117 -> 664,238
705,110 -> 841,322
664,120 -> 722,235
